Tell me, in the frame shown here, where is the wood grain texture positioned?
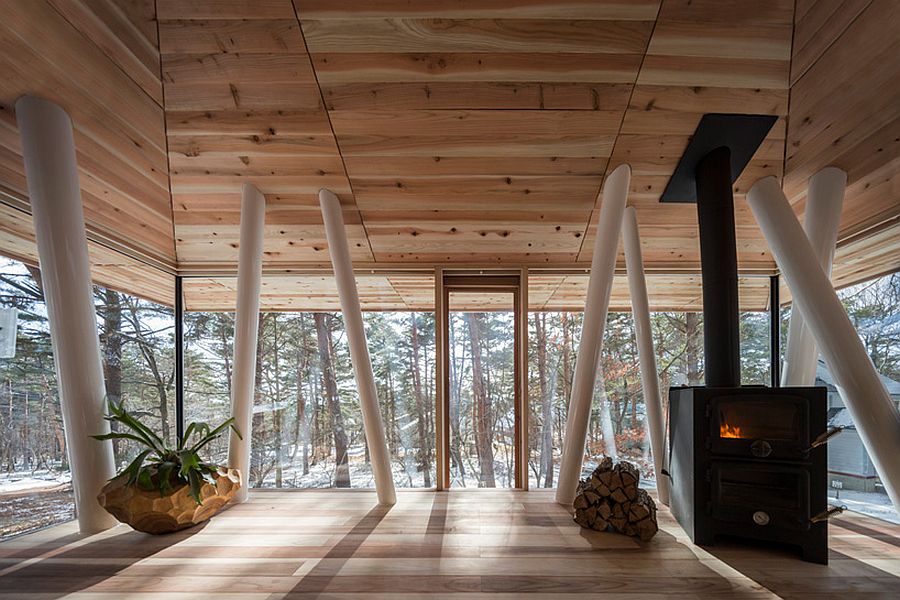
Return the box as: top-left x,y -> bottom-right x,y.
0,0 -> 896,307
158,0 -> 370,265
0,203 -> 175,307
0,0 -> 174,263
0,489 -> 896,599
180,273 -> 771,312
784,0 -> 900,286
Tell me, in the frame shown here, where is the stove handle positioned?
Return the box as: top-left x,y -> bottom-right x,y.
804,426 -> 844,454
810,504 -> 846,524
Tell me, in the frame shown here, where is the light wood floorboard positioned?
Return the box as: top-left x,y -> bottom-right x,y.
0,489 -> 897,599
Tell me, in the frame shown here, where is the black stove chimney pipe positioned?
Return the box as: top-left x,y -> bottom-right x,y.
695,146 -> 741,387
659,114 -> 777,388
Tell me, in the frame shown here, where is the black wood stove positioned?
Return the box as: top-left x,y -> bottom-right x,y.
662,115 -> 836,564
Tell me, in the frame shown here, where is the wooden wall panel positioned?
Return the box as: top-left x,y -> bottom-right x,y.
785,0 -> 900,287
0,204 -> 174,307
0,0 -> 173,265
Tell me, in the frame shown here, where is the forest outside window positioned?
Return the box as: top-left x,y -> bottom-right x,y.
0,256 -> 175,540
184,299 -> 437,490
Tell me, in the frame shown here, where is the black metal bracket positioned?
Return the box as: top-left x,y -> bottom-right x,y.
660,114 -> 778,204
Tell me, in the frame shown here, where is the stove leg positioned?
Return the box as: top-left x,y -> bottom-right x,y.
802,525 -> 828,564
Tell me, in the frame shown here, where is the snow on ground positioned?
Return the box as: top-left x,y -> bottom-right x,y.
0,470 -> 72,494
829,488 -> 899,524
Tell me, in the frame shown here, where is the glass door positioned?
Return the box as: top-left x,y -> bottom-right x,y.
440,275 -> 524,489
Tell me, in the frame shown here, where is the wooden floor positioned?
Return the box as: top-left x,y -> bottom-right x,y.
0,489 -> 897,599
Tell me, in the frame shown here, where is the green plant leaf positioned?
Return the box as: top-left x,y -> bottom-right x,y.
100,398 -> 166,455
136,467 -> 154,492
119,449 -> 154,485
187,469 -> 204,505
156,461 -> 179,496
92,432 -> 159,449
178,449 -> 202,480
190,417 -> 241,454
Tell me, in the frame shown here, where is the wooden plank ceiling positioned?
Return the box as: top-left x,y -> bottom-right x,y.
183,273 -> 771,312
0,0 -> 897,310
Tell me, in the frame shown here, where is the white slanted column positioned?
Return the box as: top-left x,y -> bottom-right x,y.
622,206 -> 669,506
319,188 -> 396,505
748,177 -> 900,512
556,164 -> 631,505
227,183 -> 266,503
15,95 -> 117,533
782,167 -> 846,386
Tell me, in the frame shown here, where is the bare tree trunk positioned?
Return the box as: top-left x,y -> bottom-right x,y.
100,289 -> 123,458
410,313 -> 431,487
685,312 -> 702,385
100,289 -> 123,402
293,319 -> 310,475
315,313 -> 350,488
449,317 -> 465,484
536,313 -> 555,487
251,315 -> 267,486
466,313 -> 495,487
272,315 -> 283,488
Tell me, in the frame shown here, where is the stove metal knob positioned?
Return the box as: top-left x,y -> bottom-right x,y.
751,439 -> 773,458
753,511 -> 770,526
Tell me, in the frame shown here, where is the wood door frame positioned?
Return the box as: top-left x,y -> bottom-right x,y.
436,272 -> 528,490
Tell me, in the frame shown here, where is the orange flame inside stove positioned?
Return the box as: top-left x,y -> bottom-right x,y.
720,422 -> 744,438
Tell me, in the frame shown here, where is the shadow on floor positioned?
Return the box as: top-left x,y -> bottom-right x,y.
286,503 -> 394,598
0,521 -> 209,599
701,527 -> 900,600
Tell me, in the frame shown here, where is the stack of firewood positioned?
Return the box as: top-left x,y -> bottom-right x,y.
573,457 -> 658,541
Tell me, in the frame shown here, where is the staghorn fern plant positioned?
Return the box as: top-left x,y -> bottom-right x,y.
93,398 -> 242,505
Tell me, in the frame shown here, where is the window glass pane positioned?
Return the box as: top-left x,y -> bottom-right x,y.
822,274 -> 899,523
528,310 -> 709,490
185,306 -> 436,489
0,256 -> 176,539
448,293 -> 516,488
0,257 -> 73,539
740,311 -> 770,385
97,288 -> 176,468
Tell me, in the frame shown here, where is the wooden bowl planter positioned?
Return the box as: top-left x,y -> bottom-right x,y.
98,467 -> 241,534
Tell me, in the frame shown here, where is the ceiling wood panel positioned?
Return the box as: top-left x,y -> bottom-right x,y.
578,0 -> 792,268
159,0 -> 371,267
790,0 -> 871,84
298,1 -> 658,264
0,0 -> 896,311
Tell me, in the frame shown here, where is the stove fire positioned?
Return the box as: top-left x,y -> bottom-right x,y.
719,422 -> 743,439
